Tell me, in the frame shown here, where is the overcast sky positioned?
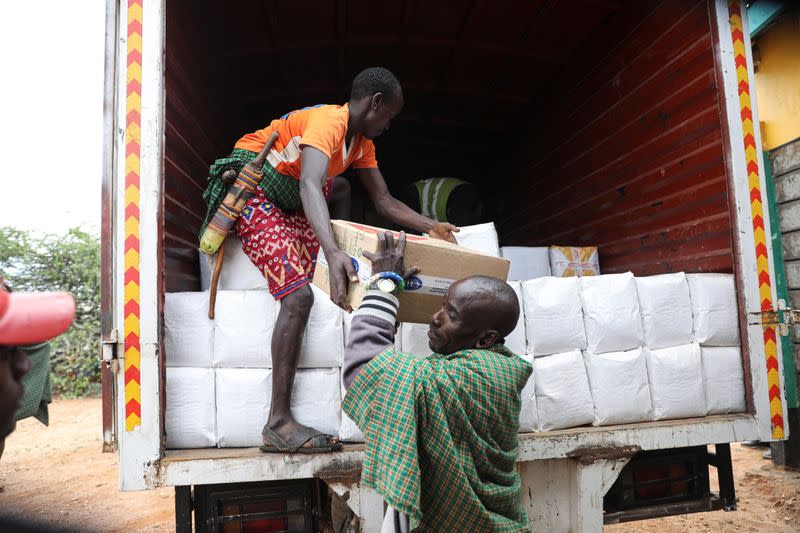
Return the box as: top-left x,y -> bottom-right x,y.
0,1 -> 105,236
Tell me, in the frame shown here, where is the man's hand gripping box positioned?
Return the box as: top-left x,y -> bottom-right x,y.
313,221 -> 510,324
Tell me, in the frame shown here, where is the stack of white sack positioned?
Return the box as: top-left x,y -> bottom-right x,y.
165,367 -> 217,448
500,247 -> 551,281
687,274 -> 740,346
534,350 -> 594,431
523,277 -> 587,356
583,348 -> 652,425
165,285 -> 346,448
635,273 -> 694,349
167,265 -> 746,444
580,273 -> 644,354
644,343 -> 706,420
517,354 -> 538,432
702,347 -> 746,414
215,367 -> 341,447
453,222 -> 500,257
164,292 -> 215,367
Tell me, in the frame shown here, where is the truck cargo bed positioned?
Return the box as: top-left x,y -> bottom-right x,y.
159,413 -> 757,487
103,1 -> 788,507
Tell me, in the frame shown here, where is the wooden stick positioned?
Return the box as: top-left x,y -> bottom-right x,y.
208,241 -> 225,319
252,131 -> 279,168
207,131 -> 278,319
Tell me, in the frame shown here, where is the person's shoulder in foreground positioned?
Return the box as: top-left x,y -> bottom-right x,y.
0,283 -> 75,439
0,283 -> 75,529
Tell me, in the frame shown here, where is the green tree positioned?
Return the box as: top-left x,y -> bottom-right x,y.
0,226 -> 101,397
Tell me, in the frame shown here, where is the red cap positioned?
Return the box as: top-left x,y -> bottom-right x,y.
0,288 -> 76,345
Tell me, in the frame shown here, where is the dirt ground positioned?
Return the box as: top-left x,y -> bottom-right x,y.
1,399 -> 799,532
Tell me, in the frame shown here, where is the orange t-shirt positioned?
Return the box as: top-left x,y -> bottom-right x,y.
234,103 -> 378,179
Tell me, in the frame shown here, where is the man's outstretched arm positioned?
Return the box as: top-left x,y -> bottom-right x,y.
342,291 -> 398,389
343,230 -> 418,389
357,167 -> 459,243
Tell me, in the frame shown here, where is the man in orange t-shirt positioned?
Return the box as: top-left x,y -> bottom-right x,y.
200,67 -> 458,453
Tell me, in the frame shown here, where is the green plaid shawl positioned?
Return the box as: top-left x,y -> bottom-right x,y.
16,342 -> 52,425
342,344 -> 532,532
199,148 -> 302,238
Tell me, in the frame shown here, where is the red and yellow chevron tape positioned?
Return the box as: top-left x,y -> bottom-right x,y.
728,0 -> 783,439
124,0 -> 143,431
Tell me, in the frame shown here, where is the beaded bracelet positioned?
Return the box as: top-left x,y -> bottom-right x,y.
366,271 -> 406,295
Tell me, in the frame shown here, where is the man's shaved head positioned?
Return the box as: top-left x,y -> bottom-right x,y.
427,276 -> 520,354
458,276 -> 519,338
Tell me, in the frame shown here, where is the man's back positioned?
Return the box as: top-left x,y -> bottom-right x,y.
341,233 -> 531,531
345,342 -> 531,531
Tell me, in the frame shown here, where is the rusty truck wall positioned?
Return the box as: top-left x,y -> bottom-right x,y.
163,2 -> 228,292
498,0 -> 734,276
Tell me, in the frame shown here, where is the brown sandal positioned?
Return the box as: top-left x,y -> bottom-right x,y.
259,425 -> 342,454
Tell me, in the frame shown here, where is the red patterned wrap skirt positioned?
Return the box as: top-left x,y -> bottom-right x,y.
236,179 -> 333,300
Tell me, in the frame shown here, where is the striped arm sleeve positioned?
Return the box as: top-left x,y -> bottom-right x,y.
342,292 -> 399,389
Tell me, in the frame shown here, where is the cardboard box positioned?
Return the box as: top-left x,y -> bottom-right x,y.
313,220 -> 510,323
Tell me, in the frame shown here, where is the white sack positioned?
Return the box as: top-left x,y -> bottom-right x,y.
580,273 -> 644,354
702,346 -> 746,414
213,290 -> 277,367
504,281 -> 527,355
215,367 -> 341,447
215,368 -> 270,447
400,323 -> 433,357
453,222 -> 500,257
166,367 -> 217,448
339,410 -> 365,443
687,274 -> 740,346
199,253 -> 212,291
500,247 -> 551,281
339,382 -> 365,442
523,277 -> 587,356
534,350 -> 595,431
290,367 -> 342,438
518,354 -> 538,432
644,343 -> 706,420
635,273 -> 693,349
164,292 -> 214,367
215,237 -> 269,290
583,348 -> 652,425
294,284 -> 345,368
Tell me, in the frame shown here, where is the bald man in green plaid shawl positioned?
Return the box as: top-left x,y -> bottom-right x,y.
342,231 -> 532,532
